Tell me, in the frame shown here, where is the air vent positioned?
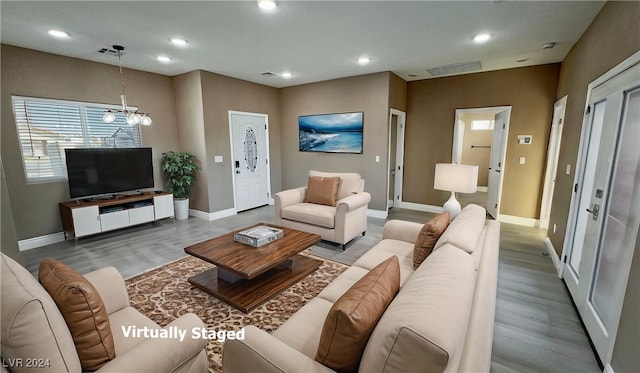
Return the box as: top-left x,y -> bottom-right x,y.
261,72 -> 277,77
98,47 -> 124,56
427,61 -> 482,77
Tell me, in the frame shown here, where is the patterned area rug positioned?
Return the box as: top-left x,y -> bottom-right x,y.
125,253 -> 348,372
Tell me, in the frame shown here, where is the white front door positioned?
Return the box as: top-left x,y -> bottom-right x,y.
562,60 -> 640,365
487,110 -> 510,218
229,112 -> 271,212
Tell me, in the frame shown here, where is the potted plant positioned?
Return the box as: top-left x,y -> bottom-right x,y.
161,151 -> 199,220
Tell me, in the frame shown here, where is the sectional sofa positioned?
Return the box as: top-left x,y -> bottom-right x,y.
223,204 -> 500,372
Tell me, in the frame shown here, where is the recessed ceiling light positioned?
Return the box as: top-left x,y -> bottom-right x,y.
473,33 -> 491,43
408,73 -> 418,78
516,58 -> 528,63
542,42 -> 556,50
170,37 -> 188,46
357,57 -> 371,65
157,56 -> 172,63
281,72 -> 293,79
48,29 -> 69,38
258,0 -> 276,10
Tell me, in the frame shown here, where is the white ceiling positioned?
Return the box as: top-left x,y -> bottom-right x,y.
1,1 -> 605,88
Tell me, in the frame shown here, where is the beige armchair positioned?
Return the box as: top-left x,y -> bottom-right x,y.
274,171 -> 371,248
1,253 -> 208,373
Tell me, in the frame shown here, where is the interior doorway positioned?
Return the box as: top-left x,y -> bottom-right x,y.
452,106 -> 511,218
387,109 -> 406,210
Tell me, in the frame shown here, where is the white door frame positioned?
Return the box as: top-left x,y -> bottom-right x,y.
228,110 -> 272,212
540,95 -> 567,230
452,106 -> 511,218
559,51 -> 640,366
560,50 -> 640,275
387,109 -> 406,210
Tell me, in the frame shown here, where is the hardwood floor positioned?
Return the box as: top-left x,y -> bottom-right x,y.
20,205 -> 600,372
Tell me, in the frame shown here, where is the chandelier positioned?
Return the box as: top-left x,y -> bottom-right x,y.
102,45 -> 152,126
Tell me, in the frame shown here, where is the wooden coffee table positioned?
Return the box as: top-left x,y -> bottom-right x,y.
184,223 -> 322,313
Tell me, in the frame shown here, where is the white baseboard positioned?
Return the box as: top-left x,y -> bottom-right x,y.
18,232 -> 66,251
498,214 -> 539,227
604,364 -> 614,373
397,201 -> 444,214
476,186 -> 488,192
190,207 -> 237,221
544,237 -> 562,273
367,209 -> 388,219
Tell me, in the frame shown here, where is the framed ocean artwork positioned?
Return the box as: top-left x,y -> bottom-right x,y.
298,112 -> 363,153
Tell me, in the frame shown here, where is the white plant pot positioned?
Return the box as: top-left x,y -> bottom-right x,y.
174,198 -> 190,220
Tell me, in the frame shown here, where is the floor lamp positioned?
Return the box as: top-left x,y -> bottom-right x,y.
434,163 -> 479,219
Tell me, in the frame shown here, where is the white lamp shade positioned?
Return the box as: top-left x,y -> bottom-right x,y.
434,164 -> 479,193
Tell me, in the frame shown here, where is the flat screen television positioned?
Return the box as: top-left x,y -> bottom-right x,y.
65,148 -> 154,199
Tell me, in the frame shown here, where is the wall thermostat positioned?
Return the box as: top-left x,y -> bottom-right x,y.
517,135 -> 533,145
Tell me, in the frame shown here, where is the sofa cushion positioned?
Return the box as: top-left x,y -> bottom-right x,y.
351,239 -> 415,287
273,297 -> 334,358
39,258 -> 116,371
316,266 -> 370,304
1,254 -> 82,373
281,203 -> 336,229
434,204 -> 486,254
108,306 -> 160,356
316,256 -> 400,372
305,176 -> 341,206
309,171 -> 364,201
413,211 -> 450,269
360,245 -> 476,373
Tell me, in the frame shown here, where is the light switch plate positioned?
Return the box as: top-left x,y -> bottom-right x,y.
566,164 -> 571,175
214,156 -> 223,163
519,156 -> 526,165
375,155 -> 380,163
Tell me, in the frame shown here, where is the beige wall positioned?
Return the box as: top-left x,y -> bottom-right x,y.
280,72 -> 392,211
173,71 -> 210,212
459,112 -> 495,186
1,159 -> 23,264
545,2 -> 639,371
549,1 -> 640,252
405,64 -> 560,218
200,70 -> 282,212
389,72 -> 407,112
0,45 -> 179,240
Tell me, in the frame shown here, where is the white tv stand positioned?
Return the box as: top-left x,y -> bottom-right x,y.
59,192 -> 174,239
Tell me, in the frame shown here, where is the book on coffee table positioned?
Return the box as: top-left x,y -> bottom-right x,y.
234,225 -> 284,247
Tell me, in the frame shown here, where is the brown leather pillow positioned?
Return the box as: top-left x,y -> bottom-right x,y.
413,211 -> 451,269
39,259 -> 116,371
305,176 -> 341,206
316,256 -> 400,372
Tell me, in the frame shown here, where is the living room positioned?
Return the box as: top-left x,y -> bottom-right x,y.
1,1 -> 639,373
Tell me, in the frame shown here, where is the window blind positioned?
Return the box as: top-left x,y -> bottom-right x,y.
12,96 -> 143,183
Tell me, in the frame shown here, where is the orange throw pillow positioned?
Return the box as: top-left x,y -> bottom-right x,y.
39,259 -> 116,371
316,256 -> 400,372
305,176 -> 341,206
413,211 -> 451,269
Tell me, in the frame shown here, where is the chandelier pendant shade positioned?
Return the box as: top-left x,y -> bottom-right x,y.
102,45 -> 152,126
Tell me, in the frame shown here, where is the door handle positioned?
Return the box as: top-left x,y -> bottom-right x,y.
586,204 -> 600,221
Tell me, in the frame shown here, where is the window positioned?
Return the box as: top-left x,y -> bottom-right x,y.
12,96 -> 143,183
471,119 -> 495,130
